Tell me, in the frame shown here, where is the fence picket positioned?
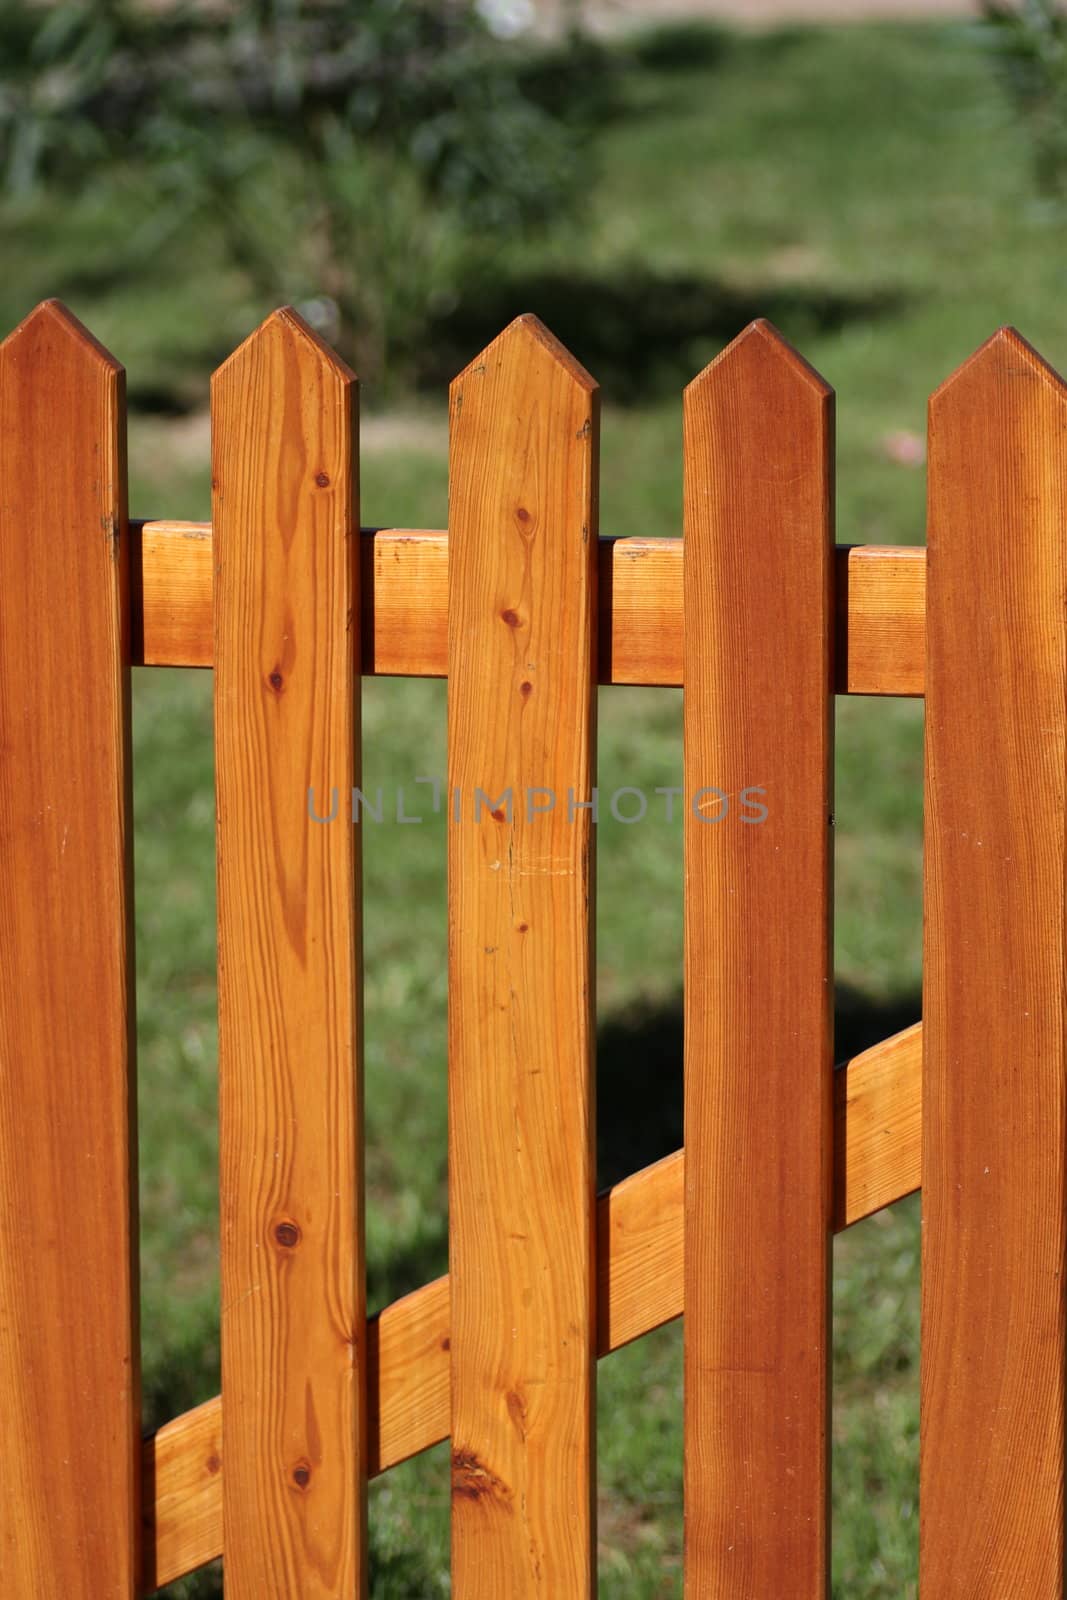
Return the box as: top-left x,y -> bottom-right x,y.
683,320 -> 835,1595
922,328 -> 1067,1591
447,315 -> 599,1597
0,301 -> 140,1594
213,310 -> 365,1596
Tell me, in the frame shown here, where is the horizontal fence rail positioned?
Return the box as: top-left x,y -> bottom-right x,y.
133,521 -> 926,695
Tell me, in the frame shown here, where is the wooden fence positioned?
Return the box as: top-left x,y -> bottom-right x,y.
0,297 -> 1062,1595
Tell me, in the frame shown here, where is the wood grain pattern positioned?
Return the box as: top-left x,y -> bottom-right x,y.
596,1150 -> 684,1355
213,309 -> 365,1596
598,535 -> 683,685
922,328 -> 1067,1593
832,1020 -> 921,1227
447,316 -> 599,1597
836,543 -> 924,695
142,1398 -> 222,1592
142,1018 -> 922,1590
683,319 -> 834,1596
0,300 -> 140,1596
131,521 -> 925,695
136,518 -> 214,667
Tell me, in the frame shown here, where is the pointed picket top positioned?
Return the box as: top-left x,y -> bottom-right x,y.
0,297 -> 122,376
930,325 -> 1067,414
450,311 -> 597,401
686,317 -> 832,408
0,299 -> 126,563
211,304 -> 356,393
211,306 -> 357,550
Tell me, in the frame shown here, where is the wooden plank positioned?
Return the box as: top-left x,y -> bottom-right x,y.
213,309 -> 365,1596
922,328 -> 1067,1592
832,1020 -> 921,1227
447,315 -> 599,1597
683,319 -> 834,1593
364,529 -> 448,679
835,543 -> 924,695
136,522 -> 450,677
596,1149 -> 685,1355
142,1398 -> 222,1592
142,1018 -> 923,1590
0,300 -> 140,1596
131,521 -> 926,696
599,536 -> 683,685
135,518 -> 214,667
370,1275 -> 451,1478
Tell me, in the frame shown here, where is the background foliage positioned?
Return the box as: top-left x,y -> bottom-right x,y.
0,0 -> 607,379
982,0 -> 1067,198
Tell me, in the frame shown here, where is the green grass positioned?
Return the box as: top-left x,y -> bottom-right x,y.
14,16 -> 1067,1594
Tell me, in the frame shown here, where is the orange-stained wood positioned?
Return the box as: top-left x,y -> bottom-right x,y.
368,1275 -> 451,1478
922,329 -> 1067,1592
135,519 -> 214,667
683,320 -> 835,1594
143,1019 -> 922,1591
141,1399 -> 222,1593
0,301 -> 141,1597
835,543 -> 924,695
447,316 -> 599,1597
131,521 -> 925,696
213,310 -> 366,1596
833,1020 -> 921,1227
599,535 -> 682,686
596,1149 -> 684,1356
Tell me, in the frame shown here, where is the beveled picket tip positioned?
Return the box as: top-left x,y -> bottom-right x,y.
0,290 -> 138,1594
449,311 -> 598,398
211,304 -> 357,391
0,297 -> 124,374
930,324 -> 1067,411
685,317 -> 832,405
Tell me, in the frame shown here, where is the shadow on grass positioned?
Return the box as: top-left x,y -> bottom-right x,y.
422,267 -> 908,403
597,982 -> 922,1189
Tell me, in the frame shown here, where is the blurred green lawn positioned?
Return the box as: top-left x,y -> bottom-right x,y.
11,18 -> 1066,1596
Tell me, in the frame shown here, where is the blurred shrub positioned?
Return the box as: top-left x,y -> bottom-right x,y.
981,0 -> 1067,199
0,0 -> 607,382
